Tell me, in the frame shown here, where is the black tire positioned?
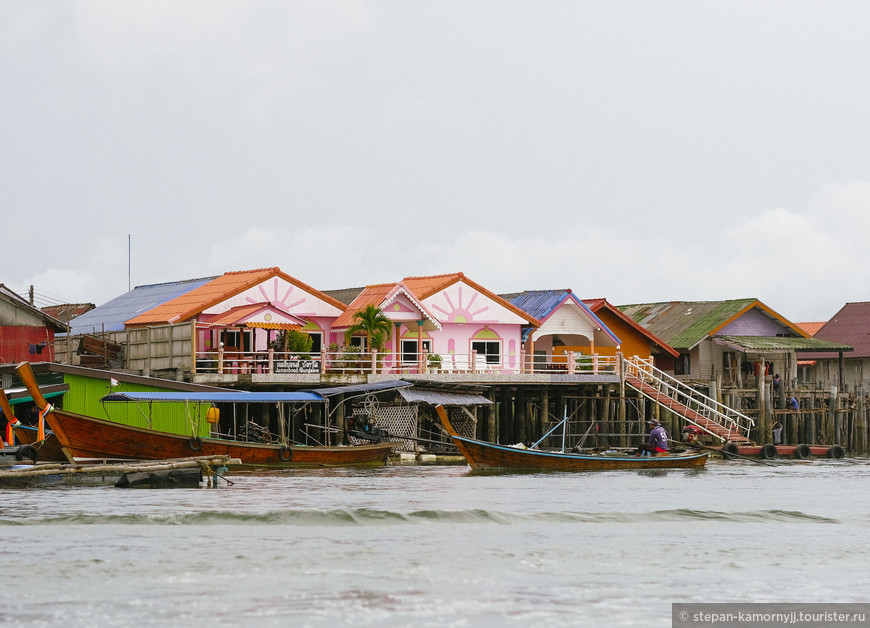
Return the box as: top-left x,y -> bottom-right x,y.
15,445 -> 37,463
188,436 -> 203,452
793,444 -> 811,460
760,443 -> 778,459
827,444 -> 845,459
279,445 -> 293,461
722,443 -> 740,460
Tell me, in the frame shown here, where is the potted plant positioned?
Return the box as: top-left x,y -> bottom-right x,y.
428,353 -> 443,371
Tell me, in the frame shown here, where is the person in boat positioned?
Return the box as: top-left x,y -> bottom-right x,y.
636,419 -> 668,456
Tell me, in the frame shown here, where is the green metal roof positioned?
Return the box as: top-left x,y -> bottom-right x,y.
619,299 -> 757,351
713,335 -> 853,353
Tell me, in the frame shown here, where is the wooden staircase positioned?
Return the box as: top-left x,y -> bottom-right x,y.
623,358 -> 754,445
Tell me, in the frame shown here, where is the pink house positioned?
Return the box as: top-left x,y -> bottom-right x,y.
332,273 -> 541,373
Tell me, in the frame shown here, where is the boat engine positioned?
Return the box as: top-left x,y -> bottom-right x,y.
682,425 -> 702,444
346,414 -> 387,443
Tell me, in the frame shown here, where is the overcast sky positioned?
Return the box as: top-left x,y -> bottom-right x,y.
4,2 -> 870,323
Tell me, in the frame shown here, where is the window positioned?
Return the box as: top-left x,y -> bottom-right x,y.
674,352 -> 691,376
222,329 -> 252,352
306,332 -> 322,353
349,336 -> 368,352
401,340 -> 432,364
472,340 -> 501,365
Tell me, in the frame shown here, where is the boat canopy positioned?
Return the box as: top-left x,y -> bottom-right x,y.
101,391 -> 327,403
100,380 -> 413,404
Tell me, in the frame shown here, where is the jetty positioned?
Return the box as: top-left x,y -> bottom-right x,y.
0,455 -> 239,488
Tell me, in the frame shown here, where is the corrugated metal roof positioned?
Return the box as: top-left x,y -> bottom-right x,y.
0,284 -> 67,331
323,287 -> 365,305
714,335 -> 852,353
68,277 -> 217,335
802,302 -> 870,359
619,299 -> 760,351
398,388 -> 493,406
41,303 -> 95,323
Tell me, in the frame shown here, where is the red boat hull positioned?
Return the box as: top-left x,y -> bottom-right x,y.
44,408 -> 394,468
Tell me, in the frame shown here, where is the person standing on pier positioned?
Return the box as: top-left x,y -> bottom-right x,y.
789,395 -> 799,411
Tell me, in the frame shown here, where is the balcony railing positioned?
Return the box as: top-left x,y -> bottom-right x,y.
193,348 -> 620,376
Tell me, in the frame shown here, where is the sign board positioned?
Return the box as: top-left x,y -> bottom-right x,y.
274,359 -> 320,374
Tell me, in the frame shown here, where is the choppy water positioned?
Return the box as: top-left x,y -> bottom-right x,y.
2,458 -> 869,627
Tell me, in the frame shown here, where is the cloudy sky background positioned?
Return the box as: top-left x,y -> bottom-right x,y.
4,2 -> 870,323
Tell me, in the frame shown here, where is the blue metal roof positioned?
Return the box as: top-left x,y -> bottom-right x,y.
507,290 -> 621,344
68,277 -> 217,335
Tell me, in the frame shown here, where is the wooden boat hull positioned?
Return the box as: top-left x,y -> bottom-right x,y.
436,406 -> 708,471
44,408 -> 394,468
13,426 -> 68,462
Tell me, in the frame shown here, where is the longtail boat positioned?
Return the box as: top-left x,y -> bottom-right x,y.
16,362 -> 405,468
436,405 -> 708,471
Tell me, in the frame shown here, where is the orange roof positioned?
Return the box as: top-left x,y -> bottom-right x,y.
335,273 -> 540,329
124,268 -> 345,327
333,282 -> 441,330
203,303 -> 306,328
797,321 -> 825,337
403,272 -> 541,326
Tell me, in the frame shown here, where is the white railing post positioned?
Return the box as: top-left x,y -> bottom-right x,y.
371,350 -> 377,374
320,350 -> 327,374
567,351 -> 575,375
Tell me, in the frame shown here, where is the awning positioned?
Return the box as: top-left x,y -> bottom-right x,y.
713,335 -> 853,354
398,388 -> 492,406
301,380 -> 413,397
245,322 -> 302,330
3,384 -> 69,405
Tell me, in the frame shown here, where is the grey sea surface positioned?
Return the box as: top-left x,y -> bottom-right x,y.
2,458 -> 868,627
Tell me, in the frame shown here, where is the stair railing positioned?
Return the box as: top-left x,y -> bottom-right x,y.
622,356 -> 755,442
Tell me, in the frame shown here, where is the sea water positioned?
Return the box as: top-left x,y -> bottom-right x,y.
1,458 -> 869,627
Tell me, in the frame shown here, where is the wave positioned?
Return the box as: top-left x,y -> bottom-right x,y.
0,507 -> 845,526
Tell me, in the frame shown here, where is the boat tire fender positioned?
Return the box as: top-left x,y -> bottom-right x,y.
793,444 -> 811,459
188,436 -> 203,452
279,445 -> 292,461
827,444 -> 845,459
15,445 -> 37,463
722,443 -> 740,459
760,443 -> 778,459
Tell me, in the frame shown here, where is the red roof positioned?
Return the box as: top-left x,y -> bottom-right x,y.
804,302 -> 870,359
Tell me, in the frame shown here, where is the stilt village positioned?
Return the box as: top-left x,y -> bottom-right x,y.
0,266 -> 866,479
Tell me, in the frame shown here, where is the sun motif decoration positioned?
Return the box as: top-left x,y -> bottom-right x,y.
430,285 -> 495,324
246,278 -> 307,311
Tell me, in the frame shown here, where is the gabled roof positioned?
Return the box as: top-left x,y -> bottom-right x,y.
503,290 -> 620,344
68,276 -> 217,335
332,282 -> 441,330
618,299 -> 808,352
402,273 -> 541,327
801,302 -> 870,359
0,284 -> 67,332
203,303 -> 306,330
124,267 -> 346,327
583,298 -> 679,358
